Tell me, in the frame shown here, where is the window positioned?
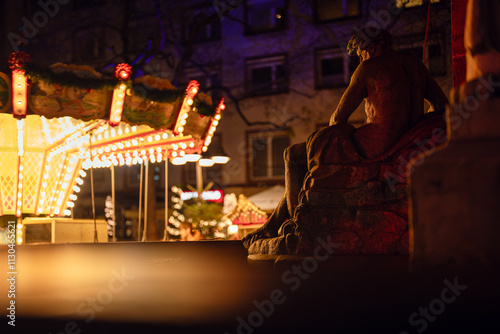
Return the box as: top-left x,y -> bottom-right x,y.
427,43 -> 446,77
396,38 -> 446,77
399,46 -> 424,62
181,66 -> 222,101
72,0 -> 104,9
315,48 -> 359,88
185,6 -> 221,43
395,0 -> 440,8
72,28 -> 105,63
246,55 -> 288,95
132,0 -> 156,16
245,0 -> 287,34
314,0 -> 360,22
128,25 -> 153,56
248,131 -> 289,181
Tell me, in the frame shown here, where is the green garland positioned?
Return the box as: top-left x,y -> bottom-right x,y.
130,85 -> 183,104
24,62 -> 114,90
20,62 -> 218,117
192,98 -> 216,117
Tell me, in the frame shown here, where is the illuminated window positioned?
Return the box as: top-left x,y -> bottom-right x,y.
315,48 -> 359,88
246,55 -> 288,95
245,0 -> 287,34
314,0 -> 360,22
248,131 -> 289,181
395,0 -> 440,8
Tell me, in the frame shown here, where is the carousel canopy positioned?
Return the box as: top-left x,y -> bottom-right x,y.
0,53 -> 224,217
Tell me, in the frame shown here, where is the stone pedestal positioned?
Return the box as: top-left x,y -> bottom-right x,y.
410,74 -> 500,270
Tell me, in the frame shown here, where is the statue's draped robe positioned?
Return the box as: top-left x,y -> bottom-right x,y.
248,112 -> 447,256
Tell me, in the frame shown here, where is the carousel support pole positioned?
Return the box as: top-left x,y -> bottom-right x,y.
138,162 -> 144,241
90,157 -> 98,243
142,160 -> 149,242
163,158 -> 169,241
196,162 -> 203,193
111,164 -> 116,242
17,216 -> 22,244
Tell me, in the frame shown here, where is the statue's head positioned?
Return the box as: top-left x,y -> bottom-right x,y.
465,0 -> 500,80
347,28 -> 392,61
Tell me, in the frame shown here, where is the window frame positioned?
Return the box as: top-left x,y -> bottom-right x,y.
244,0 -> 288,35
314,47 -> 359,89
183,4 -> 222,44
180,65 -> 223,101
247,130 -> 290,183
394,34 -> 447,77
72,0 -> 105,10
312,0 -> 361,24
245,54 -> 289,96
72,27 -> 106,63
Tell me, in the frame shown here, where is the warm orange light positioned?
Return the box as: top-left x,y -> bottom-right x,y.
120,71 -> 128,79
174,80 -> 199,135
109,84 -> 127,126
12,69 -> 27,119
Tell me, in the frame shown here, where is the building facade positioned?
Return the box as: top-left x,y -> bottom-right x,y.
0,0 -> 452,238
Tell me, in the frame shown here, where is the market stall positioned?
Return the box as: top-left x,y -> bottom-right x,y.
223,194 -> 267,239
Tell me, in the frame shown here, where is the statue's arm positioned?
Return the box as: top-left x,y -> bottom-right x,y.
329,64 -> 368,125
424,69 -> 449,113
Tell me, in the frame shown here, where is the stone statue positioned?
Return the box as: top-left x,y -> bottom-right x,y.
243,28 -> 449,256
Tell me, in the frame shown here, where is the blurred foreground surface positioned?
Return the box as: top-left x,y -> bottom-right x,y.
1,241 -> 499,334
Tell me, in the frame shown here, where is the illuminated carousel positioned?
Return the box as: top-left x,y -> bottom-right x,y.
0,52 -> 224,243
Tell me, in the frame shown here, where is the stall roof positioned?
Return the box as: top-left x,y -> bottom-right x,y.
224,194 -> 267,226
248,184 -> 284,212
